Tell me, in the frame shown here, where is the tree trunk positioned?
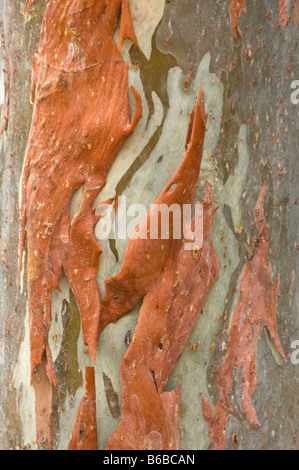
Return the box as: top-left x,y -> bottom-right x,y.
0,0 -> 298,450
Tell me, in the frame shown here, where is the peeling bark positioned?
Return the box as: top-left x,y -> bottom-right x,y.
202,399 -> 227,451
32,354 -> 53,449
103,92 -> 220,450
100,89 -> 207,332
204,182 -> 287,449
18,0 -> 142,445
229,0 -> 246,39
279,0 -> 290,28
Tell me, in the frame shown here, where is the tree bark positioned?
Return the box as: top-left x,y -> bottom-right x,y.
0,0 -> 298,450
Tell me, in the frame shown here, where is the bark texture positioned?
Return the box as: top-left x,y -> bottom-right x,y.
0,0 -> 298,450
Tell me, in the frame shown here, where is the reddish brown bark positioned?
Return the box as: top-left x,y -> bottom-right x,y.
204,182 -> 286,449
68,367 -> 97,451
18,0 -> 142,446
202,399 -> 227,451
100,89 -> 208,332
279,0 -> 290,28
19,0 -> 142,379
229,0 -> 246,39
32,355 -> 53,449
103,92 -> 220,449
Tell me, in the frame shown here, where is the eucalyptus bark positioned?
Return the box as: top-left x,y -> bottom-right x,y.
0,0 -> 298,450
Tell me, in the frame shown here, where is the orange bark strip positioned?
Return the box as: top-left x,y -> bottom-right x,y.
33,354 -> 53,450
119,0 -> 140,53
103,92 -> 220,450
68,367 -> 97,450
19,0 -> 142,382
229,0 -> 246,39
106,185 -> 219,450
